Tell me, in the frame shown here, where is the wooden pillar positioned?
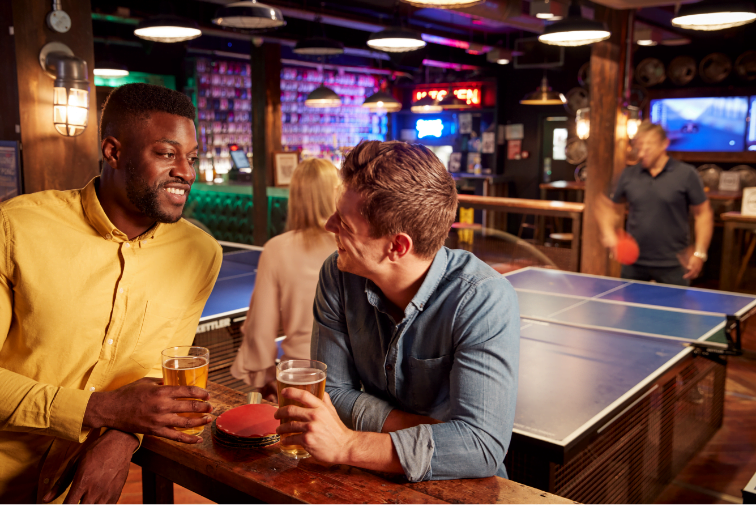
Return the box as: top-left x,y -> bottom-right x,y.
0,0 -> 99,194
250,41 -> 281,246
581,6 -> 631,276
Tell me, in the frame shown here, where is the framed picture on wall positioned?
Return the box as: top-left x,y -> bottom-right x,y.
273,151 -> 300,187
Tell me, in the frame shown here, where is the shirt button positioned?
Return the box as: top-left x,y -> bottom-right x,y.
89,386 -> 95,392
107,339 -> 113,345
124,243 -> 130,248
43,478 -> 50,484
118,287 -> 124,294
105,234 -> 112,240
385,363 -> 393,372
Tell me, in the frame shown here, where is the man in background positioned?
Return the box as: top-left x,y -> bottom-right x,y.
0,83 -> 222,503
598,121 -> 713,285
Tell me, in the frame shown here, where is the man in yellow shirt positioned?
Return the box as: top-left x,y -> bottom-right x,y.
0,83 -> 222,503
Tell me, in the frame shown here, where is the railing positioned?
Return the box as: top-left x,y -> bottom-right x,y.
457,195 -> 584,272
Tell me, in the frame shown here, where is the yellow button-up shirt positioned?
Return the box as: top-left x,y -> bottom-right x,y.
0,177 -> 222,503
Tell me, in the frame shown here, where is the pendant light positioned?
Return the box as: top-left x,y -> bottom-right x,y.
94,60 -> 129,77
362,91 -> 402,112
671,0 -> 756,30
439,89 -> 467,109
294,37 -> 344,55
400,0 -> 484,8
538,3 -> 611,47
411,95 -> 442,113
212,1 -> 286,30
134,15 -> 202,43
294,16 -> 344,55
368,28 -> 426,53
520,76 -> 566,105
305,85 -> 342,108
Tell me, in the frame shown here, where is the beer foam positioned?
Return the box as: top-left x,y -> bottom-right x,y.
163,357 -> 208,370
277,367 -> 326,385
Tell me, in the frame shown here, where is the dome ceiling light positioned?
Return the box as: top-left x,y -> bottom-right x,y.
520,76 -> 566,105
94,60 -> 129,77
293,37 -> 344,56
399,0 -> 485,8
305,85 -> 342,108
367,28 -> 426,53
671,0 -> 756,30
411,95 -> 442,113
538,3 -> 611,47
212,1 -> 286,30
362,90 -> 402,112
134,15 -> 202,43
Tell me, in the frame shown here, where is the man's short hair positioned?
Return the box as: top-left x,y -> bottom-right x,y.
636,120 -> 667,142
340,140 -> 458,259
99,83 -> 195,141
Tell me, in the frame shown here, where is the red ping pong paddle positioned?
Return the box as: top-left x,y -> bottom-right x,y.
216,404 -> 279,438
615,231 -> 639,265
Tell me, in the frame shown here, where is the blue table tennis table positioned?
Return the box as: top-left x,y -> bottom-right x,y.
195,251 -> 756,503
502,267 -> 756,503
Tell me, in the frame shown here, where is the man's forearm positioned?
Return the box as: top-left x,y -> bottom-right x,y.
343,431 -> 404,474
381,409 -> 441,433
694,205 -> 714,253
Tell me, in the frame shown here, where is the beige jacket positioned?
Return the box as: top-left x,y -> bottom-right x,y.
230,230 -> 336,388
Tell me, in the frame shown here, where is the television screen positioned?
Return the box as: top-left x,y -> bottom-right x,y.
649,96 -> 749,152
748,96 -> 756,152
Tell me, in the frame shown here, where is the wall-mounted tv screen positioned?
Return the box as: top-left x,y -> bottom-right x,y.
748,96 -> 756,152
650,96 -> 749,152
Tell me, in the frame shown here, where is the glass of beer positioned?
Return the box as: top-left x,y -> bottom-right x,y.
161,346 -> 210,436
276,359 -> 327,459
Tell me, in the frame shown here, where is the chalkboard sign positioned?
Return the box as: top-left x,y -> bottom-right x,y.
0,141 -> 22,203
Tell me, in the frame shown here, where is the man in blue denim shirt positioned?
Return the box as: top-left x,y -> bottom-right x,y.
275,141 -> 519,482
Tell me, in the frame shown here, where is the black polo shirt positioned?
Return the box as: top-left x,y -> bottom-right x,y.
612,157 -> 707,267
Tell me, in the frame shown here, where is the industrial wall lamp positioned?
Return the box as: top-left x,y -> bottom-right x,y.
39,42 -> 89,137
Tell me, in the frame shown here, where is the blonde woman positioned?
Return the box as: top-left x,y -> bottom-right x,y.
230,158 -> 339,400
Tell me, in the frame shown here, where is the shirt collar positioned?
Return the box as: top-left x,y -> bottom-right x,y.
364,247 -> 449,315
408,247 -> 448,312
81,176 -> 162,243
642,156 -> 674,175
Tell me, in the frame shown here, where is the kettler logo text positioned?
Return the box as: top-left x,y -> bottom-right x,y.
196,318 -> 231,334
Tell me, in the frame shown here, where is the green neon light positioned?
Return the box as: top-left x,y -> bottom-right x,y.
91,13 -> 139,25
95,72 -> 176,90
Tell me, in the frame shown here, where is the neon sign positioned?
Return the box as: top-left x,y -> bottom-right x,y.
416,119 -> 444,138
414,86 -> 481,106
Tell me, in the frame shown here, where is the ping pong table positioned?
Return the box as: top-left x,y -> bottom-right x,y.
503,267 -> 756,503
193,246 -> 266,393
194,250 -> 756,503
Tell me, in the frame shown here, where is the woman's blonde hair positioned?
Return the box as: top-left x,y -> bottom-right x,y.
286,158 -> 340,242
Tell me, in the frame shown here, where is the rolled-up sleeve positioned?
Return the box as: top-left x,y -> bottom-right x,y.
395,278 -> 520,481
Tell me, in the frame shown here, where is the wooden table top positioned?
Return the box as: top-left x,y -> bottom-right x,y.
139,382 -> 576,504
721,211 -> 756,223
706,190 -> 743,200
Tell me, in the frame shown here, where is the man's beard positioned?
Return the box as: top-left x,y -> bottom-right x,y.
125,161 -> 182,223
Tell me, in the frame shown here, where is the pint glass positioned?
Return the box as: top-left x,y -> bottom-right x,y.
276,359 -> 327,459
161,346 -> 210,436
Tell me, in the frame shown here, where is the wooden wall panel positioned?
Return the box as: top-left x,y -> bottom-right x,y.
581,7 -> 630,276
10,0 -> 99,194
0,1 -> 21,144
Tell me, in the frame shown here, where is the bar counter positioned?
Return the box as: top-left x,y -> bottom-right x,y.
133,382 -> 577,504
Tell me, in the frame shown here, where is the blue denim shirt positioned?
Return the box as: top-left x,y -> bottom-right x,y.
311,247 -> 520,482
